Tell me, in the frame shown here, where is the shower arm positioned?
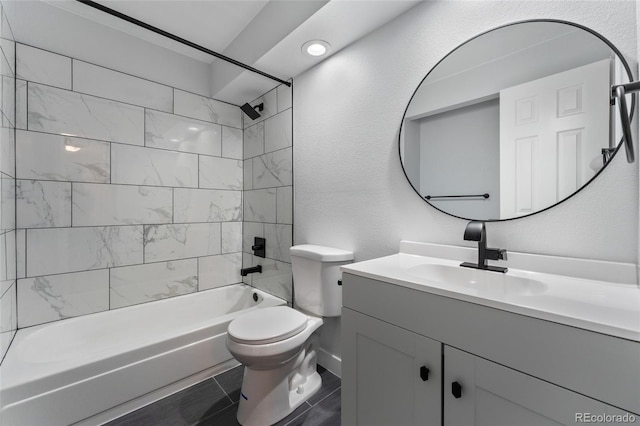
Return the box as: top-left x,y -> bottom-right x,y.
611,81 -> 640,163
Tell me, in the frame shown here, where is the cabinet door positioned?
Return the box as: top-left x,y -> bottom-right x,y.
342,308 -> 441,426
444,345 -> 633,426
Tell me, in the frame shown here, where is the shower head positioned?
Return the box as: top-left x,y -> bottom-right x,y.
241,102 -> 264,120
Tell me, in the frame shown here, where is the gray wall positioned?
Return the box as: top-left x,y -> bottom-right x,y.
295,0 -> 638,264
294,1 -> 638,370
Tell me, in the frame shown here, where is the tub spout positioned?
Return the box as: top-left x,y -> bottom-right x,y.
240,265 -> 262,276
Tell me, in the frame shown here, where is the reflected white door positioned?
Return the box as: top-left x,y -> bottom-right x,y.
499,59 -> 610,218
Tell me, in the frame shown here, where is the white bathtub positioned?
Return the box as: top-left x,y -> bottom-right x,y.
1,284 -> 285,426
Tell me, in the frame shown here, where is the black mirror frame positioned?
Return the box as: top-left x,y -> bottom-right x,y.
398,18 -> 636,222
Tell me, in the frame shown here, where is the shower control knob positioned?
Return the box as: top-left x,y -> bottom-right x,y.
419,366 -> 430,381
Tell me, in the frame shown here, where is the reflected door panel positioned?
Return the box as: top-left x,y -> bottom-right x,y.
499,59 -> 610,217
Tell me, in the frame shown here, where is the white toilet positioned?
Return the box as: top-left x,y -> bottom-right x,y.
226,244 -> 354,426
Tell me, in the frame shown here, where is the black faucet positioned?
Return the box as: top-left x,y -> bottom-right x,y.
240,265 -> 262,276
460,221 -> 508,273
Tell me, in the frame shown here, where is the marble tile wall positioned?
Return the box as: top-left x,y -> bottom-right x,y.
0,1 -> 16,362
15,43 -> 245,328
242,83 -> 294,303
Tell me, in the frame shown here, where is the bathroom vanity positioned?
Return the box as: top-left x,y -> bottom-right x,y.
341,242 -> 640,426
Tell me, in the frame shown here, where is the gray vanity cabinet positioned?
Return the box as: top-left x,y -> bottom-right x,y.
444,346 -> 630,426
341,308 -> 441,426
341,273 -> 639,426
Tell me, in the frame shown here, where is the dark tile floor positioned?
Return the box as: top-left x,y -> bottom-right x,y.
106,365 -> 341,426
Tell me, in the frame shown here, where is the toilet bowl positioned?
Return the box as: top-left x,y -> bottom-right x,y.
226,244 -> 354,426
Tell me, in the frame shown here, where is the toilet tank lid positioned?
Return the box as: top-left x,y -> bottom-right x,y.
290,244 -> 354,262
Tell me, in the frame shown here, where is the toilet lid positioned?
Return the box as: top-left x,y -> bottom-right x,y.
228,306 -> 308,345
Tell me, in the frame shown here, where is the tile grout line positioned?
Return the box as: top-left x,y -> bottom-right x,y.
283,386 -> 342,426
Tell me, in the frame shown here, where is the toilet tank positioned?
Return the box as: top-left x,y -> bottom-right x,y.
290,245 -> 354,317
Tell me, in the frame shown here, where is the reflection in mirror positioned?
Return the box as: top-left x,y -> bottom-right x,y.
400,20 -> 634,221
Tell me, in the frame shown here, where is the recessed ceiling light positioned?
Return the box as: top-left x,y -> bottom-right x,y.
302,40 -> 330,57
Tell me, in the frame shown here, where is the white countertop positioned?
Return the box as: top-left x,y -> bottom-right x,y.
342,243 -> 640,342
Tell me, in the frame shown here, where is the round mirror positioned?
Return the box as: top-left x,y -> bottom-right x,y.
399,20 -> 635,221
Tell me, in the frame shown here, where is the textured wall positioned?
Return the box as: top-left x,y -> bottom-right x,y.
294,1 -> 638,371
14,43 -> 245,328
295,0 -> 638,265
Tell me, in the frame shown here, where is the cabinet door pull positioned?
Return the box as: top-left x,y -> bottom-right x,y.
419,366 -> 430,381
451,381 -> 462,398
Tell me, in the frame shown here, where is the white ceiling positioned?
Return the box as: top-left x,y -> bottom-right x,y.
48,0 -> 422,104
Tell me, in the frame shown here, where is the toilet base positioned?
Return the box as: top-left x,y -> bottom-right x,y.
236,340 -> 321,426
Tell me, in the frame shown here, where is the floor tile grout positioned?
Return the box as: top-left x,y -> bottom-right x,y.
213,375 -> 235,405
312,385 -> 341,408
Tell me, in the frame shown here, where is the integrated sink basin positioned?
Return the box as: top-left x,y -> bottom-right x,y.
406,263 -> 547,296
340,241 -> 640,341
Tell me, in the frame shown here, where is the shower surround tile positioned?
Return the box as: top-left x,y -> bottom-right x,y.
3,75 -> 15,126
198,253 -> 242,291
250,256 -> 292,303
16,130 -> 110,183
110,259 -> 197,309
277,83 -> 292,113
0,230 -> 15,282
174,188 -> 241,223
16,179 -> 71,228
111,143 -> 198,188
221,222 -> 242,253
16,229 -> 25,279
1,174 -> 15,231
244,122 -> 264,158
73,61 -> 173,113
28,83 -> 144,145
1,125 -> 15,176
244,188 -> 276,223
253,147 -> 293,189
16,79 -> 25,130
72,183 -> 173,226
199,156 -> 243,190
243,159 -> 253,191
17,269 -> 109,328
145,109 -> 222,156
0,45 -> 13,78
276,186 -> 293,225
174,89 -> 241,129
144,223 -> 221,263
0,282 -> 16,359
264,110 -> 292,153
222,126 -> 242,160
16,44 -> 71,89
26,226 -> 143,277
264,224 -> 292,263
1,37 -> 15,77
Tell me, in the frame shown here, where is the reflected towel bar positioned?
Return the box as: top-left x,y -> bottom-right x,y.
425,193 -> 490,200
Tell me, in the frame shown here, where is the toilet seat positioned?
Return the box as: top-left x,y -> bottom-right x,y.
228,306 -> 308,345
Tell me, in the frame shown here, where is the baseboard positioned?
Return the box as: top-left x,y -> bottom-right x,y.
317,348 -> 341,378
